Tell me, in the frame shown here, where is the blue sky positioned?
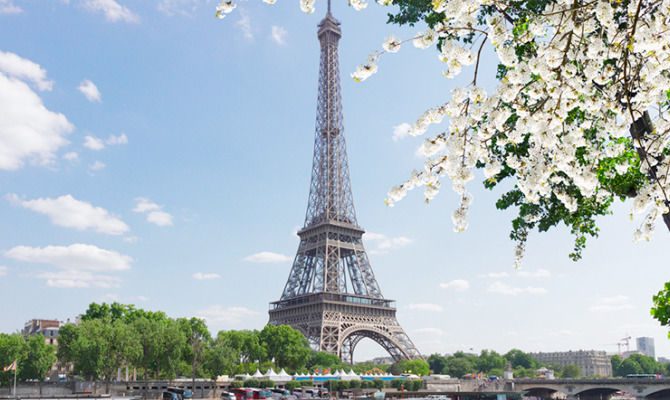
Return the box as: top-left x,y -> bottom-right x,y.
0,0 -> 669,362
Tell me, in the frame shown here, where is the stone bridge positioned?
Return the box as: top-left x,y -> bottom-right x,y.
514,378 -> 670,399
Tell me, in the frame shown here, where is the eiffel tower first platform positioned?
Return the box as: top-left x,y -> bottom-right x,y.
268,3 -> 421,363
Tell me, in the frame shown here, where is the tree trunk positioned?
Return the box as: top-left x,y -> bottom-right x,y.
630,113 -> 670,232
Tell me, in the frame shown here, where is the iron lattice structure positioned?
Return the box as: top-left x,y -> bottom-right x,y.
268,9 -> 421,363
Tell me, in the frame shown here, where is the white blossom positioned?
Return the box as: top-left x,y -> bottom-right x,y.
300,0 -> 315,13
382,35 -> 401,53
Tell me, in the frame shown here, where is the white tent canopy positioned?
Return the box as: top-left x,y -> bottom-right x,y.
278,369 -> 292,380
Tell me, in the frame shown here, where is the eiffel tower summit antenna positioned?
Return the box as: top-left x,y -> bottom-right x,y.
268,7 -> 421,363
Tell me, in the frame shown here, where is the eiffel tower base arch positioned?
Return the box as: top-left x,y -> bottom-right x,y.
269,293 -> 421,363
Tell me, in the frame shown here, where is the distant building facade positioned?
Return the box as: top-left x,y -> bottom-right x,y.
23,319 -> 60,345
22,319 -> 71,378
636,337 -> 655,359
370,356 -> 394,365
529,350 -> 612,377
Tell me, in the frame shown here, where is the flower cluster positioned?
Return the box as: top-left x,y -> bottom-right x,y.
215,0 -> 236,18
375,0 -> 670,264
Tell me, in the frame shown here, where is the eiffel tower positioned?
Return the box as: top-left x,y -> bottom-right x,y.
268,2 -> 421,363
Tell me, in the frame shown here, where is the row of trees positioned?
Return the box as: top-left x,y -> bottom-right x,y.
427,350 -> 582,379
611,354 -> 669,377
56,303 -> 312,389
0,333 -> 57,386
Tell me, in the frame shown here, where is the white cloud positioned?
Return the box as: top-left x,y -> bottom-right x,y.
0,50 -> 52,91
479,272 -> 509,278
271,25 -> 287,45
83,135 -> 104,150
243,251 -> 292,263
5,243 -> 132,271
439,279 -> 470,292
517,269 -> 551,278
589,295 -> 634,312
364,231 -> 413,254
137,295 -> 149,301
196,305 -> 260,328
0,0 -> 22,14
487,281 -> 547,296
84,133 -> 127,150
193,272 -> 221,280
106,133 -> 127,145
133,197 -> 161,213
63,152 -> 79,161
0,53 -> 73,170
412,327 -> 445,336
407,303 -> 443,312
7,243 -> 130,288
6,193 -> 129,235
37,270 -> 122,288
77,79 -> 101,102
236,12 -> 252,40
83,0 -> 140,23
89,160 -> 106,170
133,197 -> 174,227
157,0 -> 198,16
123,236 -> 139,244
0,266 -> 7,277
392,123 -> 411,142
147,210 -> 173,226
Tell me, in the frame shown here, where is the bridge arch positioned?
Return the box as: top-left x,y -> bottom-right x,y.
574,387 -> 621,399
339,326 -> 410,363
523,387 -> 560,398
647,388 -> 670,399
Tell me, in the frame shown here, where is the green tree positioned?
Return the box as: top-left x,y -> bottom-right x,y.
309,351 -> 342,369
82,302 -> 140,323
475,350 -> 505,373
100,321 -> 141,392
244,378 -> 260,388
178,317 -> 211,390
220,330 -> 265,364
402,360 -> 430,376
372,378 -> 384,390
409,380 -> 424,391
132,316 -> 164,381
561,365 -> 581,379
259,379 -> 275,388
258,325 -> 310,370
348,379 -> 361,389
444,357 -> 473,378
627,354 -> 661,374
19,335 -> 57,381
504,350 -> 535,369
0,333 -> 24,387
56,324 -> 78,368
619,358 -> 644,376
205,331 -> 238,379
387,360 -> 406,376
336,380 -> 350,392
159,319 -> 186,381
611,355 -> 623,376
426,354 -> 448,375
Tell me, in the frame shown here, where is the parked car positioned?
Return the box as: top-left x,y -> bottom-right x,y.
163,387 -> 193,400
221,392 -> 236,400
